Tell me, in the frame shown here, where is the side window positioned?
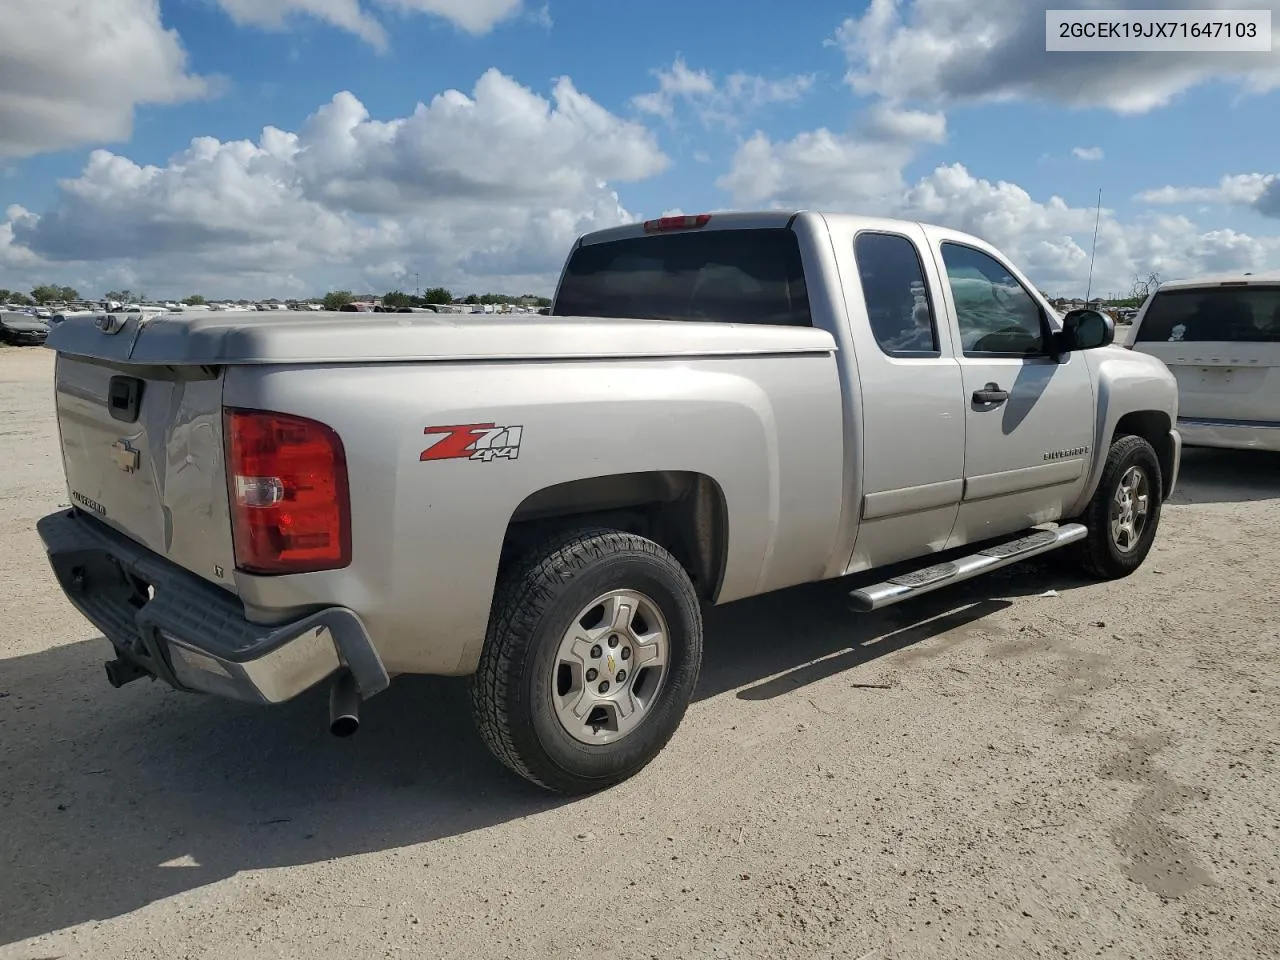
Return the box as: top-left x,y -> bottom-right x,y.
854,232 -> 939,356
940,242 -> 1046,356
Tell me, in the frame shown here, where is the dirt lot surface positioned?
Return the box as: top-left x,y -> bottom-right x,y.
1,344 -> 1278,960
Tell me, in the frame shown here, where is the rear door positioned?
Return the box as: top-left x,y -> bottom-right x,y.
928,236 -> 1095,545
1128,283 -> 1280,424
839,225 -> 966,571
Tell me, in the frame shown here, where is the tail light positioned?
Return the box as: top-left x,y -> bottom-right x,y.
643,214 -> 711,233
224,408 -> 351,575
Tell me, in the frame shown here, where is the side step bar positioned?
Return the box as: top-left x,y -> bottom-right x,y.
848,524 -> 1088,612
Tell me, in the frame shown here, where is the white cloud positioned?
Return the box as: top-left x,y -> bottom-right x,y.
863,102 -> 947,144
835,0 -> 1280,114
1136,173 -> 1278,217
0,206 -> 44,274
376,0 -> 524,34
2,69 -> 667,298
716,137 -> 1280,295
0,0 -> 213,159
716,128 -> 917,210
212,0 -> 524,48
716,102 -> 945,209
1072,146 -> 1104,161
632,57 -> 815,128
215,0 -> 388,48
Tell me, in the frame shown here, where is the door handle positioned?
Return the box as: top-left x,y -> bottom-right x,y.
972,382 -> 1009,405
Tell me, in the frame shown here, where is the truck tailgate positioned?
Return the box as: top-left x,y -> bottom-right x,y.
54,354 -> 238,592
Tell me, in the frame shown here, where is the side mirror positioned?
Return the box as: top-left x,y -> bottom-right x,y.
1058,308 -> 1115,353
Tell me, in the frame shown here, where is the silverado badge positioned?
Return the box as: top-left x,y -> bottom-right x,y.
1043,446 -> 1089,462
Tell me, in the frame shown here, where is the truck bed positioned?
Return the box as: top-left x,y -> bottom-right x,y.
43,310 -> 846,678
48,310 -> 836,366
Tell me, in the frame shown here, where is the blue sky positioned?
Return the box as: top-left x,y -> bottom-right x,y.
2,0 -> 1279,299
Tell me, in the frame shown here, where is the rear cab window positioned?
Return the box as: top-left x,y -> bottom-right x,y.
853,232 -> 940,356
1136,286 -> 1280,343
552,228 -> 812,326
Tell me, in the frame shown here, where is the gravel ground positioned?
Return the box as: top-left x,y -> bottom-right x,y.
2,344 -> 1278,960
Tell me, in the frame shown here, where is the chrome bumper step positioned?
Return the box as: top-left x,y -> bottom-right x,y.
848,524 -> 1088,612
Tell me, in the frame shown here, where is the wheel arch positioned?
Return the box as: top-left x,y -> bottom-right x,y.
1112,410 -> 1176,499
499,470 -> 730,603
1073,406 -> 1177,519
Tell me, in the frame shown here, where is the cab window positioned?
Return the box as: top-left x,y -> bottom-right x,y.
553,228 -> 812,326
854,232 -> 940,356
940,242 -> 1046,356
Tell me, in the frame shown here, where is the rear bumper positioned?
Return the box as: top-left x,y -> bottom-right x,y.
36,509 -> 389,704
1177,417 -> 1280,453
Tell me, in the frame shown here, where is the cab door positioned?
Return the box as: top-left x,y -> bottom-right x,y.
927,235 -> 1095,546
840,226 -> 967,573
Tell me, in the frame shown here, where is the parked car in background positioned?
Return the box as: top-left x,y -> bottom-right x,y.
0,311 -> 50,346
1125,273 -> 1280,451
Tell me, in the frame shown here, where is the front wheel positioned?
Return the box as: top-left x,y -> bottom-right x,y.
470,527 -> 703,794
1069,434 -> 1164,579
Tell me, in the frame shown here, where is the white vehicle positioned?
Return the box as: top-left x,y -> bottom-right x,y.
1125,273 -> 1280,451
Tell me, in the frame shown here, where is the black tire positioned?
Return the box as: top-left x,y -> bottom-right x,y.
1069,434 -> 1164,579
470,527 -> 703,794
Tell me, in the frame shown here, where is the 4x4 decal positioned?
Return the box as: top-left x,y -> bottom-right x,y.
420,423 -> 523,462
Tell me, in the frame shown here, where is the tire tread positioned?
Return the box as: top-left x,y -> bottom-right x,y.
471,527 -> 699,792
1072,434 -> 1163,579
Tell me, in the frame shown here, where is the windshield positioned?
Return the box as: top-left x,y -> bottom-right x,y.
1135,286 -> 1280,343
552,228 -> 812,326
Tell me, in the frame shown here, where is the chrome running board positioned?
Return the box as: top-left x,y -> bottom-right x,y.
847,524 -> 1088,612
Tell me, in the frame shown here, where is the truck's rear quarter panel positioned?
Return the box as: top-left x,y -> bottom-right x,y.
224,350 -> 846,676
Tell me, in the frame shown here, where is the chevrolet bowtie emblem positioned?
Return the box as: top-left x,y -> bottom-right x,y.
111,439 -> 140,473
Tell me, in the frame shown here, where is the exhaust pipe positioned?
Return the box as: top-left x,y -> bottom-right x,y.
104,656 -> 149,688
328,670 -> 360,737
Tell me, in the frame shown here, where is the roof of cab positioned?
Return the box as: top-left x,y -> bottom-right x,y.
577,211 -> 803,245
574,209 -> 992,250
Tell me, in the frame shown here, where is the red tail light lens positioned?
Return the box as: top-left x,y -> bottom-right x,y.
224,409 -> 351,575
643,214 -> 712,233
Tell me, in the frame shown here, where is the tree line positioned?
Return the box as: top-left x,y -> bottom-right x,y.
0,285 -> 80,306
321,289 -> 552,311
2,285 -> 553,312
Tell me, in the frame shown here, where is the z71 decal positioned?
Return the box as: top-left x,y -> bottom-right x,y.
420,423 -> 524,462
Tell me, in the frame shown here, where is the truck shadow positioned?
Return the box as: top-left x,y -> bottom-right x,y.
0,555 -> 1083,946
1169,447 -> 1280,505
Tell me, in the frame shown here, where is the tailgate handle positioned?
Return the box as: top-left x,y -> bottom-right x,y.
108,376 -> 145,424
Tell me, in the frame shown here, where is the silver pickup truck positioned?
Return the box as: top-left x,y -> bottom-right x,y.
37,211 -> 1180,793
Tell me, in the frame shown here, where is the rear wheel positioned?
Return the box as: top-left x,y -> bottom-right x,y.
471,527 -> 703,794
1069,434 -> 1163,579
